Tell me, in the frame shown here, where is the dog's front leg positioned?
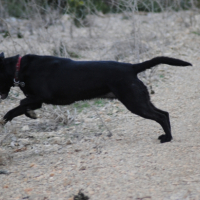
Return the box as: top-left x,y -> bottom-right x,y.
20,97 -> 42,119
1,97 -> 43,126
1,105 -> 29,125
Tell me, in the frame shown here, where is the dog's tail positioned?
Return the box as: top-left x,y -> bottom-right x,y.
133,57 -> 192,74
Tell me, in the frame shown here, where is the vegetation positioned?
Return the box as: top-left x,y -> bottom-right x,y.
1,0 -> 200,26
53,42 -> 81,58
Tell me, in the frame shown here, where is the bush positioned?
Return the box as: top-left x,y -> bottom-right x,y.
1,0 -> 200,24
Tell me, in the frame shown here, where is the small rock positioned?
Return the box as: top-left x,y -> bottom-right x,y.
112,108 -> 118,113
3,185 -> 9,188
30,163 -> 35,168
0,170 -> 10,175
66,139 -> 72,145
22,125 -> 30,131
53,137 -> 63,144
18,139 -> 30,146
11,136 -> 17,141
79,166 -> 86,170
10,141 -> 16,147
75,149 -> 81,152
63,179 -> 72,187
94,133 -> 102,137
72,133 -> 80,138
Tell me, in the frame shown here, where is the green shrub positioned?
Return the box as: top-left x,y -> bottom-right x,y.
66,0 -> 87,27
1,0 -> 27,18
1,0 -> 200,22
65,0 -> 121,27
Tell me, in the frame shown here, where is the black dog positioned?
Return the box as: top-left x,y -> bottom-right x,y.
0,52 -> 191,143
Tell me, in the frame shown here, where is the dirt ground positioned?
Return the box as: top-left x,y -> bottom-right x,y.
0,11 -> 200,200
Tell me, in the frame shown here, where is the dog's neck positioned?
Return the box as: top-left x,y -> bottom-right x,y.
4,55 -> 19,76
4,55 -> 24,87
13,56 -> 22,86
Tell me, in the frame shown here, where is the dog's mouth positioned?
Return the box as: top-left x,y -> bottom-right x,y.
0,93 -> 8,99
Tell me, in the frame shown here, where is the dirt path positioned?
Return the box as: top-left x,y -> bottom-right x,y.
0,11 -> 200,200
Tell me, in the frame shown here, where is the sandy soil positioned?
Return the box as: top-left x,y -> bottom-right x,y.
0,11 -> 200,200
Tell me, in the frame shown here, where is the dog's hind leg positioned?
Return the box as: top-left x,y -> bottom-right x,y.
149,102 -> 171,132
126,101 -> 172,143
110,83 -> 172,143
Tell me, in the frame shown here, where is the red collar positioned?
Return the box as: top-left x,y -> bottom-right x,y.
14,56 -> 25,87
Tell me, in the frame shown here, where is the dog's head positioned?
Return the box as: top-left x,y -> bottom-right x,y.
0,52 -> 12,99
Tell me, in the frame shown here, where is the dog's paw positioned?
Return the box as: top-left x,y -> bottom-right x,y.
158,134 -> 172,143
107,132 -> 113,137
26,110 -> 37,119
158,134 -> 165,140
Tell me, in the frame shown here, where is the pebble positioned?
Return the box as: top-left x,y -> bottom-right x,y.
79,166 -> 86,170
10,141 -> 16,147
22,125 -> 30,131
66,139 -> 72,145
18,139 -> 31,146
0,170 -> 9,175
